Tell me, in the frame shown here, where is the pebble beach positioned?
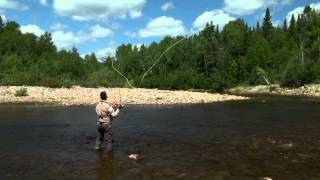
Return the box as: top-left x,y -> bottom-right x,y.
0,86 -> 249,105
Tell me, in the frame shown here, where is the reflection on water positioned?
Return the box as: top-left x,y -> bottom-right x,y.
96,151 -> 113,180
0,96 -> 320,179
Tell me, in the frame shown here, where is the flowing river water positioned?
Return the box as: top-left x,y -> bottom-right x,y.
0,96 -> 320,179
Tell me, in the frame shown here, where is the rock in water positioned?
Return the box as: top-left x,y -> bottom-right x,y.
129,154 -> 139,160
278,143 -> 293,149
263,177 -> 272,180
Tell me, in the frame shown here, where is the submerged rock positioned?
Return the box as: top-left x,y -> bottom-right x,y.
129,154 -> 140,160
262,177 -> 272,180
176,173 -> 187,179
278,143 -> 293,149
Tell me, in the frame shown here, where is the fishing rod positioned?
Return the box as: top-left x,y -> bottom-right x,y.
110,24 -> 217,105
111,36 -> 187,106
139,36 -> 187,86
111,58 -> 136,89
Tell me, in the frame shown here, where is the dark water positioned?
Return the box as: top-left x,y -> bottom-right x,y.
1,96 -> 320,180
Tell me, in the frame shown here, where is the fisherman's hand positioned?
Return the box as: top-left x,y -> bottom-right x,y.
112,103 -> 119,109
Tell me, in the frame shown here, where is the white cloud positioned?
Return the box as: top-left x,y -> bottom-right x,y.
272,20 -> 282,27
51,25 -> 113,49
91,42 -> 144,59
192,9 -> 235,32
311,2 -> 320,10
0,0 -> 29,10
20,24 -> 45,36
223,0 -> 293,16
223,0 -> 263,16
50,23 -> 67,30
39,0 -> 48,6
52,30 -> 89,49
90,25 -> 113,38
124,31 -> 137,38
269,0 -> 293,5
129,10 -> 142,19
95,47 -> 116,59
82,46 -> 116,60
286,6 -> 304,22
161,2 -> 175,11
138,16 -> 187,38
286,2 -> 320,23
52,0 -> 146,21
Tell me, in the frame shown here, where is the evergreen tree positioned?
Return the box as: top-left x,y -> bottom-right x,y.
303,5 -> 312,14
256,21 -> 260,30
289,14 -> 296,38
262,8 -> 273,38
283,18 -> 288,32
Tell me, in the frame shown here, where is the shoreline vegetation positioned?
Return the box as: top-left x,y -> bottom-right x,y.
0,86 -> 248,106
228,84 -> 320,97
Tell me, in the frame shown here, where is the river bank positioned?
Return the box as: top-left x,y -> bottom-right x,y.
0,86 -> 248,105
227,84 -> 320,97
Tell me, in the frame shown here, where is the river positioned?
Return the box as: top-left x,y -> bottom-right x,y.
0,96 -> 320,179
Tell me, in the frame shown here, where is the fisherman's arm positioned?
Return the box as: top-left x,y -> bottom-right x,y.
108,106 -> 120,117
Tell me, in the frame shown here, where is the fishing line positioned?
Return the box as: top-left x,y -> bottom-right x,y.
111,36 -> 187,105
111,24 -> 215,104
111,58 -> 136,89
139,36 -> 187,86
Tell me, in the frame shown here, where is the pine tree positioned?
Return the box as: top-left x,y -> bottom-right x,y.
216,24 -> 219,34
262,8 -> 273,38
288,14 -> 296,38
283,18 -> 288,32
297,14 -> 303,34
303,5 -> 312,14
256,21 -> 260,30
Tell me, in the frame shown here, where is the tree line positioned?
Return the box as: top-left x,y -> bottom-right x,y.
0,6 -> 319,91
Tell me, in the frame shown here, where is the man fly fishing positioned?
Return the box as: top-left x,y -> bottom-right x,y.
95,91 -> 122,152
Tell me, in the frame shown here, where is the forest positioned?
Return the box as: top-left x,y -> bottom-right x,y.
0,6 -> 319,91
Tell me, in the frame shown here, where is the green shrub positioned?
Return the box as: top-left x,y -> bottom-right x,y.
15,87 -> 28,97
280,62 -> 316,88
40,78 -> 62,88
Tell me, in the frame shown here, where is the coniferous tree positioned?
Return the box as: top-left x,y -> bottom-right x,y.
283,18 -> 288,32
289,14 -> 296,38
262,8 -> 273,38
256,21 -> 260,31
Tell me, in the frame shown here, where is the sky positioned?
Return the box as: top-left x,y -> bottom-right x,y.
0,0 -> 319,58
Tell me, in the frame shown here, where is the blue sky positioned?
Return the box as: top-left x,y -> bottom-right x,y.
0,0 -> 319,58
